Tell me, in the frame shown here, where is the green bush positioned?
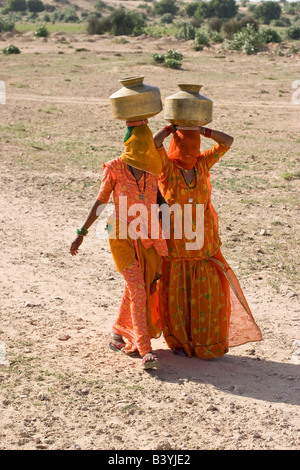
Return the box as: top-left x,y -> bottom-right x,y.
209,31 -> 223,43
252,1 -> 281,25
286,25 -> 300,39
2,43 -> 20,54
270,17 -> 291,27
221,18 -> 240,38
5,0 -> 27,12
34,24 -> 49,37
260,28 -> 281,43
238,15 -> 259,31
225,23 -> 264,54
176,21 -> 196,40
111,9 -> 146,36
193,30 -> 210,50
152,52 -> 165,63
51,7 -> 80,23
222,15 -> 258,39
207,16 -> 222,32
44,3 -> 56,12
185,2 -> 199,18
153,0 -> 178,17
195,1 -> 215,19
0,16 -> 15,32
86,15 -> 107,34
195,0 -> 237,20
86,8 -> 146,37
160,13 -> 173,24
284,2 -> 300,16
209,0 -> 238,19
27,0 -> 44,13
152,49 -> 183,69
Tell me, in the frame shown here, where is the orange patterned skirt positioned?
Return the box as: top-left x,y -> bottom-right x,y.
158,250 -> 262,359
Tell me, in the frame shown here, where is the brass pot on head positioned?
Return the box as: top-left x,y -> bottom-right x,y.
164,84 -> 213,127
109,76 -> 163,121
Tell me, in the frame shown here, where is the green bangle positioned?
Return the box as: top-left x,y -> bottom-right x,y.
77,227 -> 88,237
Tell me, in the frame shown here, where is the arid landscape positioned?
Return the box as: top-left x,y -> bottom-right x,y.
0,2 -> 300,451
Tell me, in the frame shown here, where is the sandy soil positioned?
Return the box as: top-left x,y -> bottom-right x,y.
0,29 -> 299,451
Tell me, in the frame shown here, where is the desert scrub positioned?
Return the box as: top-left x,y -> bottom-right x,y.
87,8 -> 146,36
176,21 -> 196,40
152,49 -> 183,69
0,16 -> 15,32
225,23 -> 264,54
34,24 -> 49,37
2,44 -> 20,54
260,27 -> 282,43
285,25 -> 300,40
193,30 -> 210,50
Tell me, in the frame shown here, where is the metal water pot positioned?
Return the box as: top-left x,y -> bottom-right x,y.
164,84 -> 213,126
109,76 -> 163,121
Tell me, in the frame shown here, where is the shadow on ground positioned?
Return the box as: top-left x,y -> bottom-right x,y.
149,348 -> 300,406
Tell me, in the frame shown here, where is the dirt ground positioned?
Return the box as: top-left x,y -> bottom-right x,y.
0,30 -> 299,452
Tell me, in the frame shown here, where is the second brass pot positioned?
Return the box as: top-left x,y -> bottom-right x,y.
164,84 -> 213,127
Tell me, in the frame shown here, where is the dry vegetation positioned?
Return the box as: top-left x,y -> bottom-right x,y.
0,0 -> 299,452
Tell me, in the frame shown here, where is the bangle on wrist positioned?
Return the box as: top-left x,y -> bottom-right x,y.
76,227 -> 88,237
163,125 -> 171,137
202,127 -> 212,138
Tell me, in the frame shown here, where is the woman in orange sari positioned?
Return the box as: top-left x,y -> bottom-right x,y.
154,125 -> 262,359
70,122 -> 168,369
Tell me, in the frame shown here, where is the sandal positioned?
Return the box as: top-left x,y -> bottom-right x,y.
109,333 -> 140,357
142,351 -> 159,370
109,332 -> 126,352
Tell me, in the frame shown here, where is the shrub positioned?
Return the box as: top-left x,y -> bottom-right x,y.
260,28 -> 281,43
110,9 -> 145,36
34,24 -> 49,37
5,0 -> 27,12
62,8 -> 80,23
52,7 -> 80,23
270,17 -> 291,27
209,31 -> 223,43
195,1 -> 215,19
2,43 -> 20,54
225,23 -> 264,54
44,4 -> 56,12
253,1 -> 282,25
0,16 -> 15,32
152,49 -> 183,69
238,15 -> 259,31
27,0 -> 44,12
152,52 -> 165,63
193,30 -> 210,50
87,15 -> 109,34
286,25 -> 300,40
184,2 -> 199,18
284,2 -> 300,15
87,8 -> 146,37
209,0 -> 238,19
94,0 -> 106,10
222,15 -> 258,39
153,0 -> 178,17
160,13 -> 173,24
164,57 -> 181,69
207,16 -> 222,32
221,19 -> 240,38
176,21 -> 196,40
195,0 -> 237,20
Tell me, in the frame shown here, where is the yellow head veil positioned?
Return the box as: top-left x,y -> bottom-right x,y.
120,124 -> 162,176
